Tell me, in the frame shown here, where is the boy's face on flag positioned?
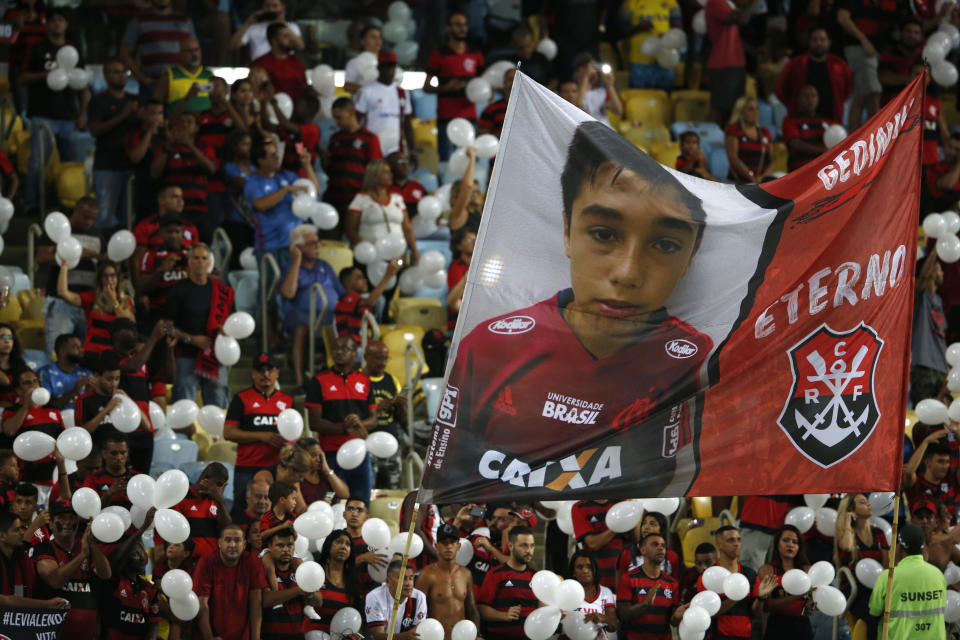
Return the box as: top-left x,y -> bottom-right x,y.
563,163 -> 701,344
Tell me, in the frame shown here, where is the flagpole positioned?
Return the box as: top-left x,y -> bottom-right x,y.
386,500 -> 420,640
880,494 -> 901,640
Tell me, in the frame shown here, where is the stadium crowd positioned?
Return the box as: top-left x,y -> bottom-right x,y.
1,0 -> 960,639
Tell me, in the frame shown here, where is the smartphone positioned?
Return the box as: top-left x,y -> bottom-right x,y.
258,11 -> 278,21
469,506 -> 485,518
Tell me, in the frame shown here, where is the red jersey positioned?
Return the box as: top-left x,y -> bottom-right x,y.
261,565 -> 306,638
739,495 -> 804,534
252,52 -> 307,104
138,247 -> 189,311
32,536 -> 100,636
1,405 -> 63,485
476,563 -> 537,639
133,213 -> 199,250
280,122 -> 322,176
467,526 -> 495,593
617,568 -> 679,640
0,546 -> 36,598
152,143 -> 217,217
196,109 -> 233,193
335,292 -> 364,343
351,534 -> 377,595
478,99 -> 508,137
260,509 -> 296,536
154,487 -> 222,557
675,153 -> 706,175
194,551 -> 268,640
325,128 -> 382,209
78,290 -> 135,355
102,575 -> 162,640
389,180 -> 426,216
782,116 -> 834,171
304,369 -> 376,452
0,479 -> 16,512
426,45 -> 485,120
725,123 -> 773,177
571,500 -> 625,590
922,96 -> 942,166
225,386 -> 293,469
695,564 -> 758,638
907,472 -> 960,513
308,579 -> 354,633
83,467 -> 138,508
447,258 -> 469,329
423,289 -> 712,503
617,546 -> 681,581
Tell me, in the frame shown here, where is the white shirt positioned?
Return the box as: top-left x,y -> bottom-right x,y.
364,583 -> 428,634
576,585 -> 615,617
355,81 -> 412,155
244,21 -> 302,61
348,192 -> 407,244
583,87 -> 612,128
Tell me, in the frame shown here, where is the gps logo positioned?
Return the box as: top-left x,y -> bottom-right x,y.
488,316 -> 535,335
665,339 -> 698,359
436,384 -> 460,428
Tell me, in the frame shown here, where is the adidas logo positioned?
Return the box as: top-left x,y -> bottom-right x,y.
504,580 -> 513,587
252,402 -> 260,408
190,506 -> 198,512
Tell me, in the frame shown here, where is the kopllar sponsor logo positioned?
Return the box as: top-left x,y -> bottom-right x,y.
665,339 -> 698,359
488,316 -> 535,335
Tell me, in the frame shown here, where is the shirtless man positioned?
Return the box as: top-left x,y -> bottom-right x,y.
416,523 -> 482,638
912,499 -> 960,570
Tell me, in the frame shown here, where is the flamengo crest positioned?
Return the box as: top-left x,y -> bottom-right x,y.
777,323 -> 884,468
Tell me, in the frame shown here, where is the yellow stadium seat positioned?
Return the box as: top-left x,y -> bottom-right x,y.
381,324 -> 428,383
622,128 -> 648,151
650,141 -> 680,167
614,70 -> 630,93
413,118 -> 438,151
417,146 -> 439,174
943,94 -> 959,128
10,130 -> 31,173
318,242 -> 354,275
200,440 -> 237,464
369,489 -> 407,535
851,619 -> 867,640
625,126 -> 671,151
607,110 -> 622,132
682,523 -> 717,568
905,409 -> 918,446
192,429 -> 212,459
390,297 -> 446,333
334,86 -> 351,98
624,91 -> 671,128
0,295 -> 21,327
745,75 -> 758,99
671,90 -> 711,123
691,497 -> 712,519
18,325 -> 45,351
56,162 -> 87,209
771,142 -> 788,174
17,290 -> 45,323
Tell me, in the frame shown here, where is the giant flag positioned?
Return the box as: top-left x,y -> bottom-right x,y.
420,72 -> 923,503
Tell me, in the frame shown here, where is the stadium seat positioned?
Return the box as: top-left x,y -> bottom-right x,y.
905,409 -> 918,445
421,377 -> 444,424
757,100 -> 774,130
382,324 -> 428,383
369,489 -> 407,535
227,270 -> 259,314
650,141 -> 680,168
18,325 -> 45,351
681,522 -> 717,568
416,239 -> 452,267
192,429 -> 212,459
56,162 -> 87,209
851,619 -> 867,640
0,295 -> 21,326
411,168 -> 439,192
412,118 -> 438,150
178,460 -> 209,483
153,439 -> 199,469
318,242 -> 354,274
625,126 -> 670,151
624,91 -> 672,128
708,147 -> 730,180
672,121 -> 725,149
690,497 -> 712,518
411,90 -> 437,120
17,290 -> 43,321
12,273 -> 30,296
772,142 -> 788,174
390,297 -> 446,333
200,440 -> 238,465
671,90 -> 710,123
417,146 -> 439,173
411,283 -> 448,306
22,349 -> 50,370
149,461 -> 174,478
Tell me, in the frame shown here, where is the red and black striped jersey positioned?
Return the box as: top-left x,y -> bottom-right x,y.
262,565 -> 306,639
351,534 -> 377,596
152,142 -> 217,216
137,248 -> 189,313
476,563 -> 537,639
225,387 -> 294,469
101,575 -> 162,640
675,153 -> 706,175
154,487 -> 222,557
82,468 -> 139,509
280,122 -> 323,176
922,95 -> 942,166
307,579 -> 354,633
571,500 -> 626,590
260,509 -> 296,537
304,369 -> 375,452
106,348 -> 154,432
0,546 -> 36,597
32,536 -> 100,635
838,0 -> 899,46
696,564 -> 758,638
133,213 -> 200,251
325,128 -> 383,208
0,479 -> 16,512
725,123 -> 772,177
467,528 -> 496,593
1,405 -> 63,486
196,109 -> 233,193
617,546 -> 680,581
479,99 -> 508,138
335,293 -> 364,345
425,45 -> 485,120
617,568 -> 678,640
782,117 -> 833,171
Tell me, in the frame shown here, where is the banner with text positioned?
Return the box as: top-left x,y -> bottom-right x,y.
0,607 -> 67,640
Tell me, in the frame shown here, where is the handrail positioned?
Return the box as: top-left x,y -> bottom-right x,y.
259,253 -> 281,350
834,565 -> 856,640
307,282 -> 329,378
403,450 -> 424,491
401,340 -> 426,490
718,509 -> 737,527
37,122 -> 55,215
26,223 -> 43,288
358,310 -> 381,361
211,227 -> 233,274
125,174 -> 136,229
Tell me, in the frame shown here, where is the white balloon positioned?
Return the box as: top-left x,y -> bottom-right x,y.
336,438 -> 367,470
557,507 -> 575,534
389,531 -> 424,558
934,61 -> 960,88
645,497 -> 681,515
92,512 -> 125,542
448,147 -> 471,177
815,507 -> 838,536
398,266 -> 424,295
57,236 -> 82,263
482,60 -> 516,90
162,568 -> 194,599
435,183 -> 453,209
0,198 -> 13,225
310,64 -> 335,96
451,619 -> 478,640
293,194 -> 315,220
656,47 -> 680,68
536,37 -> 558,60
455,537 -> 474,565
214,334 -> 241,366
196,406 -> 225,437
47,68 -> 69,91
239,247 -> 258,270
57,426 -> 92,461
395,40 -> 419,65
692,10 -> 707,33
530,570 -> 561,606
155,508 -> 190,543
854,558 -> 884,588
294,511 -> 334,540
412,215 -> 438,238
783,568 -> 812,595
924,213 -> 949,239
804,494 -> 830,510
56,45 -> 79,70
417,618 -> 445,640
524,605 -> 561,640
375,234 -> 407,261
823,124 -> 848,148
330,607 -> 363,634
354,241 -> 378,265
382,19 -> 409,43
723,573 -> 750,601
166,399 -> 199,429
949,368 -> 960,393
310,202 -> 339,231
562,611 -> 598,640
926,34 -> 952,62
223,312 -> 255,340
110,396 -> 141,433
423,269 -> 447,290
366,431 -> 399,458
275,92 -> 294,120
127,474 -> 156,510
308,500 -> 334,518
785,506 -> 816,534
68,68 -> 90,91
474,134 -> 499,159
871,515 -> 893,545
641,35 -> 662,58
361,517 -> 392,550
13,431 -> 56,462
948,343 -> 960,368
683,605 -> 712,632
419,250 -> 446,274
71,487 -> 101,519
813,584 -> 847,616
465,77 -> 492,105
296,561 -> 326,591
948,590 -> 960,622
662,27 -> 688,49
554,579 -> 586,610
102,505 -> 132,531
154,469 -> 190,509
106,230 -> 136,262
277,409 -> 304,441
690,589 -> 721,616
170,591 -> 200,621
446,118 -> 476,148
61,408 -> 75,429
679,621 -> 706,640
388,0 -> 412,21
937,234 -> 960,263
807,561 -> 836,588
44,212 -> 71,243
944,211 -> 960,235
417,196 -> 443,220
605,500 -> 643,533
941,22 -> 960,49
702,566 -> 731,593
916,398 -> 949,424
869,492 -> 895,515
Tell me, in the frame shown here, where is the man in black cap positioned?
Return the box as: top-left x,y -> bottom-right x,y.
415,522 -> 481,638
868,523 -> 946,639
224,352 -> 292,520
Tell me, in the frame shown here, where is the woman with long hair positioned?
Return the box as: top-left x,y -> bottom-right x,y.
758,525 -> 814,639
834,493 -> 888,622
725,96 -> 776,183
445,227 -> 476,330
448,146 -> 484,232
221,129 -> 256,269
254,445 -> 312,514
345,159 -> 420,264
307,528 -> 361,636
295,437 -> 350,504
58,260 -> 135,355
230,78 -> 262,135
620,511 -> 680,582
0,322 -> 26,408
566,549 -> 618,637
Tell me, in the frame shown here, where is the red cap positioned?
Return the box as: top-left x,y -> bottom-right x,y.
378,50 -> 398,64
912,499 -> 937,515
510,509 -> 538,529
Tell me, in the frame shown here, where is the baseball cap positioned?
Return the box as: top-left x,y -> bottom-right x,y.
912,499 -> 937,516
898,523 -> 925,555
49,500 -> 75,516
253,353 -> 278,369
110,317 -> 138,333
378,50 -> 398,64
510,508 -> 538,529
436,523 -> 460,543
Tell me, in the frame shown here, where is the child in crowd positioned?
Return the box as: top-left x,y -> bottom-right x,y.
260,482 -> 299,591
334,262 -> 401,344
675,131 -> 718,181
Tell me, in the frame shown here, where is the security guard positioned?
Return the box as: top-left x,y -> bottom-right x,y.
868,523 -> 945,640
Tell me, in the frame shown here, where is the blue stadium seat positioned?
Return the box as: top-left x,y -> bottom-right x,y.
421,377 -> 445,424
416,239 -> 452,267
757,100 -> 774,129
671,121 -> 725,149
412,168 -> 439,192
23,349 -> 50,370
153,439 -> 199,470
318,119 -> 339,150
179,460 -> 209,483
228,270 -> 259,314
411,89 -> 437,120
411,284 -> 448,306
12,273 -> 29,295
148,461 -> 174,478
708,147 -> 730,180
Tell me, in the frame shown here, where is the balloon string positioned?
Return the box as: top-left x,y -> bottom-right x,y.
386,501 -> 420,640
